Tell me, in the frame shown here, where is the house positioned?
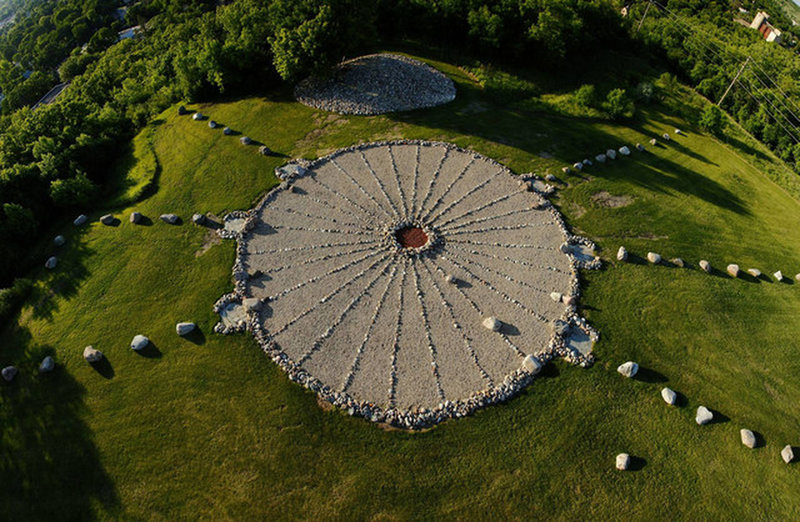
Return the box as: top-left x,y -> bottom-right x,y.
32,82 -> 69,110
117,25 -> 141,41
750,11 -> 782,43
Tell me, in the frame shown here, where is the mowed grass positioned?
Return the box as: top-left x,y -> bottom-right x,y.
2,54 -> 800,519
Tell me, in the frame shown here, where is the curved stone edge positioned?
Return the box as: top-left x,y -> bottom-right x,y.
293,53 -> 456,116
215,139 -> 600,429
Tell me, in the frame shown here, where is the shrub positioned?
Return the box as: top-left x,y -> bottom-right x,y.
574,84 -> 597,107
0,278 -> 34,325
49,172 -> 97,207
699,104 -> 725,136
602,88 -> 635,119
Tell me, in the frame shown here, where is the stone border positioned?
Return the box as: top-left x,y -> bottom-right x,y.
216,140 -> 600,429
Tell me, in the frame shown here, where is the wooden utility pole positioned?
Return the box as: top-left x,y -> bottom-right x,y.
636,1 -> 652,34
718,57 -> 751,106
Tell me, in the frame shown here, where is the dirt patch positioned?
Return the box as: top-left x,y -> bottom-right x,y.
591,191 -> 634,208
295,114 -> 349,150
196,228 -> 221,257
567,203 -> 586,219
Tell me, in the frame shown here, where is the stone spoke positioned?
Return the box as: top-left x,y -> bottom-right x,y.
417,147 -> 450,220
388,144 -> 410,218
359,149 -> 402,218
425,167 -> 504,224
421,156 -> 476,221
411,261 -> 445,400
330,157 -> 395,219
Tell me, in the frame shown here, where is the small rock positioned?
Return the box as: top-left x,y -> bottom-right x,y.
444,273 -> 456,284
54,235 -> 66,246
1,366 -> 18,382
192,213 -> 206,225
774,270 -> 784,281
699,260 -> 711,273
748,268 -> 761,278
619,146 -> 631,156
675,128 -> 682,135
740,429 -> 756,449
582,159 -> 592,166
606,149 -> 617,160
796,273 -> 800,282
178,105 -> 188,115
240,136 -> 252,145
208,120 -> 217,129
223,127 -> 232,135
562,295 -> 577,306
550,292 -> 563,302
130,334 -> 150,351
615,453 -> 630,471
39,355 -> 55,373
617,361 -> 639,378
636,143 -> 645,151
522,354 -> 542,374
647,252 -> 661,264
73,214 -> 88,226
482,317 -> 501,332
661,387 -> 677,405
727,264 -> 740,277
595,154 -> 607,163
259,145 -> 271,155
83,345 -> 103,363
160,213 -> 179,225
130,211 -> 142,224
671,258 -> 685,268
662,133 -> 671,141
695,406 -> 713,425
572,162 -> 583,171
192,112 -> 204,121
781,445 -> 794,463
649,138 -> 657,146
45,256 -> 58,269
545,174 -> 557,182
617,246 -> 628,261
176,322 -> 196,336
561,166 -> 570,174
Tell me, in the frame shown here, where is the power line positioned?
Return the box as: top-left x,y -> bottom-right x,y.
736,76 -> 800,144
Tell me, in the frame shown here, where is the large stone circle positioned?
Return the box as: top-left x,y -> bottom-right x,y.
217,141 -> 598,428
294,54 -> 456,115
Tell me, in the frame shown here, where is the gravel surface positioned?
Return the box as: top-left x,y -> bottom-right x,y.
295,54 -> 456,115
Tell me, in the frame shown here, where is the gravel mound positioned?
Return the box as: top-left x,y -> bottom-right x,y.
294,54 -> 456,115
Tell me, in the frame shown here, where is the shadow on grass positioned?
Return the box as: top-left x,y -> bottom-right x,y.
182,328 -> 206,345
707,408 -> 730,425
134,215 -> 153,226
633,367 -> 668,383
628,456 -> 647,471
90,358 -> 115,379
0,326 -> 120,519
750,430 -> 766,449
31,239 -> 94,321
136,341 -> 162,359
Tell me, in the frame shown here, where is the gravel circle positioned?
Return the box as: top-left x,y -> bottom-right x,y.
294,54 -> 456,115
217,140 -> 598,428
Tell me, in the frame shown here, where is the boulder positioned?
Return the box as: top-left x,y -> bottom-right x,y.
748,268 -> 761,278
582,159 -> 592,166
699,260 -> 711,273
130,211 -> 142,224
695,406 -> 713,425
83,345 -> 103,363
636,143 -> 645,151
73,214 -> 88,226
1,366 -> 18,382
192,112 -> 204,121
100,214 -> 115,225
619,146 -> 631,156
647,252 -> 661,264
176,322 -> 196,336
192,213 -> 206,225
562,295 -> 577,306
243,297 -> 263,312
796,273 -> 800,282
561,166 -> 571,174
740,429 -> 756,449
223,127 -> 232,135
661,387 -> 677,405
671,258 -> 685,268
240,136 -> 252,145
727,264 -> 740,277
675,128 -> 683,135
39,355 -> 55,373
781,445 -> 794,463
160,213 -> 179,225
482,317 -> 501,332
662,133 -> 671,141
572,162 -> 583,171
130,334 -> 150,351
522,354 -> 542,374
208,120 -> 217,129
177,105 -> 188,115
54,235 -> 66,246
649,138 -> 657,146
444,273 -> 456,284
259,145 -> 271,156
545,174 -> 557,182
617,246 -> 628,261
617,361 -> 639,378
595,154 -> 607,163
606,149 -> 617,160
615,453 -> 630,471
774,270 -> 784,281
45,256 -> 58,269
550,292 -> 563,302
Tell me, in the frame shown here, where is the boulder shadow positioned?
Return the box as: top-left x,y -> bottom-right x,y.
538,362 -> 560,379
90,358 -> 114,379
624,253 -> 648,266
778,277 -> 794,285
738,272 -> 759,284
454,279 -> 473,289
673,390 -> 688,408
707,409 -> 730,425
628,456 -> 647,471
136,342 -> 162,359
135,215 -> 153,226
181,328 -> 206,345
633,367 -> 668,383
103,218 -> 121,227
499,322 -> 520,336
751,430 -> 766,449
265,150 -> 290,159
201,218 -> 223,230
708,266 -> 732,279
789,447 -> 799,464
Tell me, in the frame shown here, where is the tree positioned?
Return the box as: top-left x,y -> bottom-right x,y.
2,203 -> 36,238
602,88 -> 634,119
49,172 -> 96,207
574,84 -> 596,107
699,104 -> 725,136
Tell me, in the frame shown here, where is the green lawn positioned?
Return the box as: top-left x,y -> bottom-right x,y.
2,54 -> 799,519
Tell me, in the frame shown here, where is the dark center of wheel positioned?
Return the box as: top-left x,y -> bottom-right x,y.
396,226 -> 428,248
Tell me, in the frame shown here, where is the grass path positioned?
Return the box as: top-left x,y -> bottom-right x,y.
1,55 -> 799,519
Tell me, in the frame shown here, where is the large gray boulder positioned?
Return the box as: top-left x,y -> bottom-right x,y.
100,214 -> 115,225
482,316 -> 501,332
595,154 -> 607,163
160,213 -> 179,225
522,354 -> 542,374
774,270 -> 784,281
647,252 -> 661,264
618,146 -> 631,156
223,127 -> 232,135
615,453 -> 630,471
258,145 -> 271,156
192,112 -> 204,121
781,445 -> 794,463
45,256 -> 58,269
696,406 -> 713,425
240,136 -> 252,145
727,264 -> 740,277
661,387 -> 677,405
54,235 -> 66,247
606,149 -> 617,160
699,260 -> 711,273
176,322 -> 197,336
192,213 -> 206,225
617,361 -> 639,378
83,345 -> 103,363
1,366 -> 18,382
748,268 -> 761,278
740,429 -> 756,449
617,246 -> 628,262
208,120 -> 217,129
671,258 -> 685,268
130,211 -> 142,224
130,334 -> 150,351
39,355 -> 55,373
73,214 -> 88,226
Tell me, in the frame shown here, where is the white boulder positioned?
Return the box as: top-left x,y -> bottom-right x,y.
54,235 -> 66,246
740,429 -> 756,449
522,354 -> 542,374
192,213 -> 206,225
699,260 -> 711,273
39,355 -> 55,373
774,270 -> 784,281
482,317 -> 501,332
561,167 -> 570,174
444,273 -> 456,284
727,264 -> 740,277
83,345 -> 103,363
619,146 -> 631,156
73,214 -> 88,226
617,361 -> 639,378
606,149 -> 617,160
240,136 -> 252,145
748,268 -> 761,278
647,252 -> 661,264
649,138 -> 657,146
696,406 -> 713,425
615,453 -> 630,471
192,112 -> 204,121
636,143 -> 645,151
45,256 -> 58,269
661,387 -> 677,405
550,292 -> 563,303
781,445 -> 794,463
617,246 -> 628,261
572,162 -> 583,171
100,214 -> 115,225
176,322 -> 197,336
160,213 -> 179,225
130,211 -> 142,224
208,120 -> 217,129
662,133 -> 671,141
595,154 -> 607,163
130,334 -> 150,351
1,366 -> 18,382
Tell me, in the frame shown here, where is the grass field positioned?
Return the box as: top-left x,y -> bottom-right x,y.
1,53 -> 799,519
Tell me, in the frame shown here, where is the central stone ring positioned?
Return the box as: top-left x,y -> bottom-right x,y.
385,219 -> 441,256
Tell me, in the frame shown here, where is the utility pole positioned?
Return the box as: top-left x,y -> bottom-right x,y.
718,57 -> 750,106
636,1 -> 652,34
